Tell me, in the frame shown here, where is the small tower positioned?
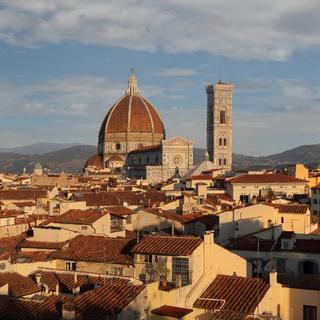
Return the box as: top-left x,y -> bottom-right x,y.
33,161 -> 43,176
206,81 -> 233,170
126,68 -> 140,95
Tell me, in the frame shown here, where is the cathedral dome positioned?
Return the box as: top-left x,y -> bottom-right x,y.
84,154 -> 103,170
98,71 -> 165,167
100,73 -> 165,137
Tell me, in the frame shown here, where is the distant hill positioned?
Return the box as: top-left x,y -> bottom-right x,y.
0,143 -> 319,174
0,145 -> 97,174
196,144 -> 320,170
0,142 -> 80,155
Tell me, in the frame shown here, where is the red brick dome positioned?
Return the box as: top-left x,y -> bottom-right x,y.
84,154 -> 103,170
99,72 -> 165,138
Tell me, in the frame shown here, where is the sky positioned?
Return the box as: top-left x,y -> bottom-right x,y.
0,0 -> 320,156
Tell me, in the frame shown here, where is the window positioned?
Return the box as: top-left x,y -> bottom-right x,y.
172,257 -> 190,286
113,267 -> 123,276
224,138 -> 227,146
277,258 -> 286,273
144,254 -> 152,263
219,138 -> 222,146
281,217 -> 284,223
220,110 -> 226,124
223,159 -> 227,166
313,199 -> 318,205
303,305 -> 317,320
115,143 -> 121,150
146,156 -> 149,164
219,159 -> 222,166
66,261 -> 76,271
110,215 -> 124,232
299,261 -> 318,274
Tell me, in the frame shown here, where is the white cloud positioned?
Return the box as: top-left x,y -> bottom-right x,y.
0,1 -> 319,60
152,68 -> 198,77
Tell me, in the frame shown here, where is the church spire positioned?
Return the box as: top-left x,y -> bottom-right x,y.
126,68 -> 140,95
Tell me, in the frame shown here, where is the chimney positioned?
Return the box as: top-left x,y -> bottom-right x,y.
62,301 -> 76,320
175,274 -> 182,288
204,230 -> 215,245
35,272 -> 42,285
269,270 -> 278,288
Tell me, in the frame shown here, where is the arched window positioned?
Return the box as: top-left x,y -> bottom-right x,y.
220,110 -> 226,124
219,138 -> 222,146
224,138 -> 227,146
219,159 -> 222,166
223,159 -> 227,166
281,217 -> 284,223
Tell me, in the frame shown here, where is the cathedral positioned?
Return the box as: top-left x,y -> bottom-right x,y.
85,71 -> 193,181
84,71 -> 233,182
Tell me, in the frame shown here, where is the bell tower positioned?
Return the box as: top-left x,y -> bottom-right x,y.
206,81 -> 233,170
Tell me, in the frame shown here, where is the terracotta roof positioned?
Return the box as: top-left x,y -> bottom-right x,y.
128,144 -> 162,154
0,272 -> 40,297
227,173 -> 308,184
194,275 -> 269,320
19,240 -> 67,250
186,175 -> 213,181
142,208 -> 188,223
0,276 -> 144,320
84,154 -> 103,169
132,235 -> 202,256
48,209 -> 108,225
12,201 -> 36,207
51,235 -> 135,264
0,234 -> 26,260
0,189 -> 47,200
151,305 -> 193,318
278,204 -> 309,214
106,206 -> 135,216
12,251 -> 53,264
31,271 -> 104,292
72,191 -> 168,207
101,92 -> 165,135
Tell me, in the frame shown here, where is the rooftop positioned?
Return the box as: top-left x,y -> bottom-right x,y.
51,235 -> 135,264
132,235 -> 202,256
48,209 -> 108,225
194,274 -> 269,320
227,173 -> 308,184
151,305 -> 193,318
0,272 -> 40,297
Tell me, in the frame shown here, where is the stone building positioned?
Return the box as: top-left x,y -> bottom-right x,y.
125,136 -> 193,182
97,71 -> 165,171
85,71 -> 193,182
206,81 -> 233,171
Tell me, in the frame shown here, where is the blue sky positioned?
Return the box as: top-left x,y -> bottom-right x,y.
0,0 -> 320,156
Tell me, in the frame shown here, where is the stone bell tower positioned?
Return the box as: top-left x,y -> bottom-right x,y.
206,81 -> 234,170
